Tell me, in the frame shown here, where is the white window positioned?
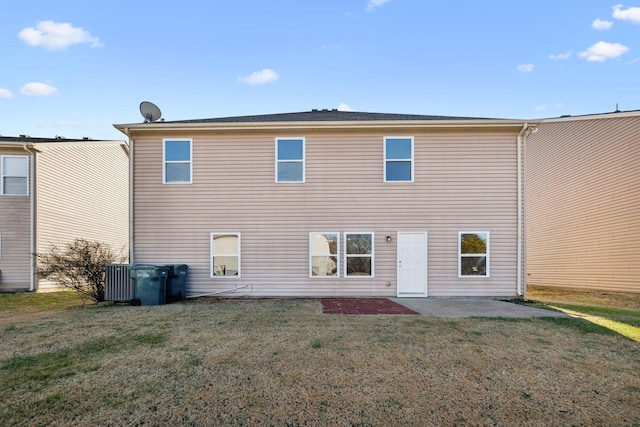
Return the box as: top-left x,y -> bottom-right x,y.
459,232 -> 490,277
163,139 -> 192,184
210,233 -> 240,277
384,137 -> 414,182
344,232 -> 374,277
1,155 -> 29,195
276,138 -> 305,182
310,232 -> 339,278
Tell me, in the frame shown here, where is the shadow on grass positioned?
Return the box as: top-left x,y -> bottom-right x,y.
520,300 -> 640,342
545,303 -> 640,342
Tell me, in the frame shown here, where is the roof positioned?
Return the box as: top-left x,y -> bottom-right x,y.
0,135 -> 101,143
160,109 -> 497,124
0,136 -> 129,154
541,108 -> 640,123
115,109 -> 537,135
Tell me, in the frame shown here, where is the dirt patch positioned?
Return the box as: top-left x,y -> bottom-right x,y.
321,298 -> 419,315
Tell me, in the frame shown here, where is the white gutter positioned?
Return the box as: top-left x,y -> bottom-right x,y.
114,119 -> 533,135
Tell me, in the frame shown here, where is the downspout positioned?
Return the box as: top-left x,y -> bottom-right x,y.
22,144 -> 38,291
516,123 -> 530,297
123,128 -> 134,265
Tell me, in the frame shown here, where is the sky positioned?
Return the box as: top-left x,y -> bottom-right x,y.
1,0 -> 639,141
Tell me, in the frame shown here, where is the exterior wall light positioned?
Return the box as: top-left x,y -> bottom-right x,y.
386,235 -> 392,242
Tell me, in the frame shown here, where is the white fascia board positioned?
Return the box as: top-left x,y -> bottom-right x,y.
114,119 -> 540,136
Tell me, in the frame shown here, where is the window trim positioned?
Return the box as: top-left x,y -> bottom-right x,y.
309,232 -> 340,278
275,137 -> 305,183
1,155 -> 29,196
344,232 -> 375,278
383,136 -> 414,183
210,232 -> 241,278
162,138 -> 193,184
458,231 -> 490,278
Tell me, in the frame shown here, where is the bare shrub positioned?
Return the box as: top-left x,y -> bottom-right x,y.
37,239 -> 127,303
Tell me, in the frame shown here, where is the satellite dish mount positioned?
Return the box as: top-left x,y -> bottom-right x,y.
139,101 -> 162,123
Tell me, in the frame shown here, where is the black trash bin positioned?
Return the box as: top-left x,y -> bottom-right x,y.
164,264 -> 189,303
129,264 -> 169,306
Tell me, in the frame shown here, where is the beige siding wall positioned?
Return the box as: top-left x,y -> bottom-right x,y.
526,114 -> 640,293
133,129 -> 521,297
0,148 -> 32,290
36,143 -> 129,289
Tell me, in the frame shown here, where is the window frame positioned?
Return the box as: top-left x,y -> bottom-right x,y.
162,138 -> 193,184
309,232 -> 340,278
383,136 -> 414,183
275,137 -> 305,183
210,232 -> 241,278
458,231 -> 490,278
1,155 -> 29,196
344,232 -> 375,278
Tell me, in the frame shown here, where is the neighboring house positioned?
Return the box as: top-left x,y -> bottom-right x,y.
526,110 -> 640,293
115,110 -> 539,298
0,136 -> 129,292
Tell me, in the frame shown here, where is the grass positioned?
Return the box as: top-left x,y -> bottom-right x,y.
0,290 -> 638,426
0,291 -> 84,317
527,285 -> 640,342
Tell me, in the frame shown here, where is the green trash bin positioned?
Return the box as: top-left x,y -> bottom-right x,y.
129,264 -> 169,306
164,264 -> 189,303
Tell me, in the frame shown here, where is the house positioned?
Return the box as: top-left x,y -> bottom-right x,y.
526,110 -> 640,293
0,136 -> 129,292
115,109 -> 539,298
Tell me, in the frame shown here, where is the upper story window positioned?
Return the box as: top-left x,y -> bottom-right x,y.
345,232 -> 374,277
1,155 -> 29,196
163,139 -> 192,184
459,232 -> 490,277
384,137 -> 413,182
310,232 -> 339,277
276,138 -> 305,182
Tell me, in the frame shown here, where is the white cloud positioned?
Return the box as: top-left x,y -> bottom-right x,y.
237,68 -> 279,85
578,41 -> 629,61
533,102 -> 564,112
550,51 -> 571,60
592,18 -> 613,30
20,82 -> 58,96
337,103 -> 354,111
0,88 -> 13,99
517,63 -> 535,73
18,20 -> 102,50
366,0 -> 391,12
613,4 -> 640,23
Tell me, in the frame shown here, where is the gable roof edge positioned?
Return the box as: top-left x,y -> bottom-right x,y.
115,118 -> 538,136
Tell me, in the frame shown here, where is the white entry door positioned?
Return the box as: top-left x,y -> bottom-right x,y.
397,232 -> 428,297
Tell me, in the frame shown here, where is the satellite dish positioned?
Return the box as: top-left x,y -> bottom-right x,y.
139,101 -> 162,123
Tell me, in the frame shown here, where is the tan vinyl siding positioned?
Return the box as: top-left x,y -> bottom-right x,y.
133,128 -> 521,297
526,114 -> 640,293
0,148 -> 32,290
36,143 -> 129,289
